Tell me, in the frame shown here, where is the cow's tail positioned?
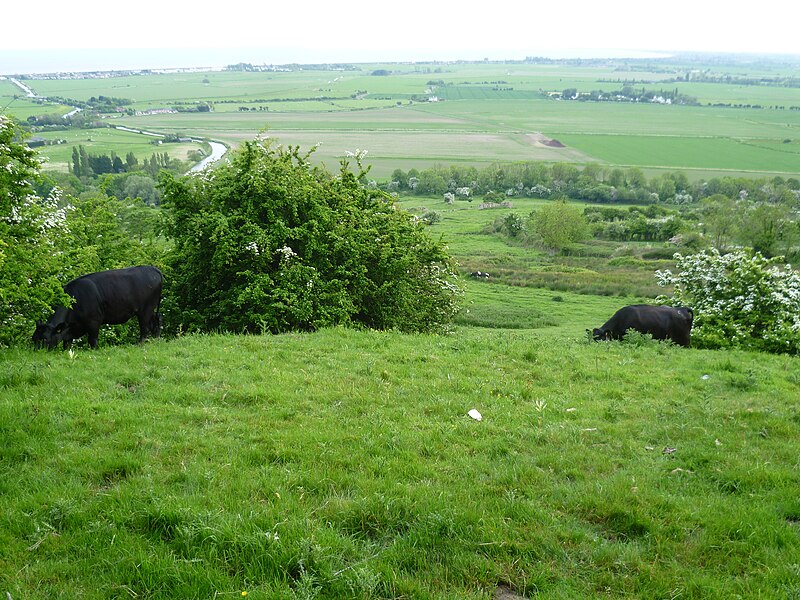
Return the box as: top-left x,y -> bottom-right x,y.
153,296 -> 163,337
153,268 -> 164,337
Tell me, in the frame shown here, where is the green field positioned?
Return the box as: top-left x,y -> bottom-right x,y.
5,58 -> 800,178
30,128 -> 206,173
3,318 -> 799,598
553,133 -> 800,174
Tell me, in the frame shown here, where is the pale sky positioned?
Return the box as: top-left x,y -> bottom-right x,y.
3,0 -> 798,70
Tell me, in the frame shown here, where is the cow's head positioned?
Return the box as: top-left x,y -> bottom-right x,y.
32,321 -> 47,349
32,320 -> 68,350
589,327 -> 611,341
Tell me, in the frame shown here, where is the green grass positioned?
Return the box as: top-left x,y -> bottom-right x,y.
398,196 -> 675,298
2,326 -> 799,598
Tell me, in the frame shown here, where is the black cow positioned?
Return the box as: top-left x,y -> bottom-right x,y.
33,266 -> 163,349
589,304 -> 694,347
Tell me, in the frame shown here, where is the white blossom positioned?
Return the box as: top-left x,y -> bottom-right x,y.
276,245 -> 297,260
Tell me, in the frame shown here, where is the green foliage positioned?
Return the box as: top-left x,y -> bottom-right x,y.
739,202 -> 794,258
0,116 -> 71,346
161,138 -> 463,334
529,199 -> 589,250
657,249 -> 800,354
586,205 -> 686,242
502,212 -> 526,238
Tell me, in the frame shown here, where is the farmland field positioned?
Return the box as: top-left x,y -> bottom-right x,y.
31,128 -> 206,172
552,133 -> 800,174
5,56 -> 800,179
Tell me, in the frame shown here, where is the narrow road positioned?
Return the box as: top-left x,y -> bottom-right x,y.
9,77 -> 39,98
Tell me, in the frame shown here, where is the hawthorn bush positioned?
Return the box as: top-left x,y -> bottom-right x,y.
656,249 -> 800,354
0,116 -> 71,346
160,140 -> 463,334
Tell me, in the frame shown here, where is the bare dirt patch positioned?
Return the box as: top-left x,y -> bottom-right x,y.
543,138 -> 565,147
527,132 -> 566,148
496,584 -> 529,599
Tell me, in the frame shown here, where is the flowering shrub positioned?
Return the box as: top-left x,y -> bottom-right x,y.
656,249 -> 800,354
0,116 -> 72,346
161,138 -> 463,334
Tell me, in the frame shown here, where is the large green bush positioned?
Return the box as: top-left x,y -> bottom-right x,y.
160,140 -> 463,334
656,249 -> 800,354
528,199 -> 589,251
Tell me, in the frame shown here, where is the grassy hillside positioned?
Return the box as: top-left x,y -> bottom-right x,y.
2,324 -> 799,598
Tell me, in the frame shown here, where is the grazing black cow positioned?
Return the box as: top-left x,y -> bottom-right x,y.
33,266 -> 163,349
470,271 -> 491,279
589,304 -> 694,347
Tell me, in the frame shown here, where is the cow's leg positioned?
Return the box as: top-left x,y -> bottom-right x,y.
152,312 -> 163,338
137,312 -> 152,343
57,324 -> 78,350
87,326 -> 99,349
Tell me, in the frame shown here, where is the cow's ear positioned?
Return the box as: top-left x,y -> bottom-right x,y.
54,323 -> 66,333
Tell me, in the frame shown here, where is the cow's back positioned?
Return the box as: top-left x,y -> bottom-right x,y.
68,266 -> 162,325
601,304 -> 692,345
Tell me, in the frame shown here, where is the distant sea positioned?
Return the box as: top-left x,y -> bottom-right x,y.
1,47 -> 674,75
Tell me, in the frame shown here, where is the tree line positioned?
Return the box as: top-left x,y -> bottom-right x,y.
385,162 -> 799,208
387,162 -> 800,260
69,145 -> 183,182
